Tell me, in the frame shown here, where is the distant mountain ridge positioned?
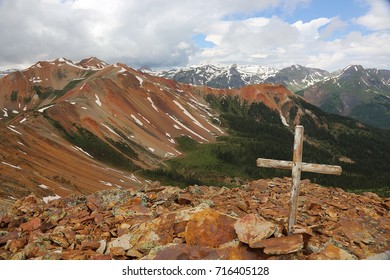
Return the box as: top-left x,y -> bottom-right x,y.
0,57 -> 107,77
264,65 -> 329,92
152,64 -> 329,92
0,69 -> 18,78
299,65 -> 390,129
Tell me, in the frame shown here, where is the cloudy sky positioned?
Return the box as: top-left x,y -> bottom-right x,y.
1,0 -> 389,71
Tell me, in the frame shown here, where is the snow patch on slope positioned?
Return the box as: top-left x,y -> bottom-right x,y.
101,123 -> 121,137
95,94 -> 102,107
1,161 -> 22,170
167,113 -> 208,142
147,97 -> 159,112
131,114 -> 144,126
38,105 -> 54,113
173,100 -> 210,133
136,76 -> 144,86
38,184 -> 50,190
7,125 -> 22,135
124,174 -> 141,184
43,194 -> 61,204
280,114 -> 289,126
73,146 -> 94,158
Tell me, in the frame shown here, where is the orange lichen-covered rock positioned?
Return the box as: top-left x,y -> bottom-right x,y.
185,209 -> 237,248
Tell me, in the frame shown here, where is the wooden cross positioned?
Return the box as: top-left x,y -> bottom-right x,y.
256,125 -> 342,235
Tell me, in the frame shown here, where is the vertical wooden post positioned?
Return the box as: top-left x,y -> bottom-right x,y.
288,125 -> 304,235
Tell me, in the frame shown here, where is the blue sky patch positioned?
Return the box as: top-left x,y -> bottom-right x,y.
192,34 -> 216,48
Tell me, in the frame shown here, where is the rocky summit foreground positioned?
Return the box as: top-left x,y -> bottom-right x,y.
0,178 -> 389,260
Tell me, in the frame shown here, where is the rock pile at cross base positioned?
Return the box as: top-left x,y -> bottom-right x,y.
0,178 -> 389,260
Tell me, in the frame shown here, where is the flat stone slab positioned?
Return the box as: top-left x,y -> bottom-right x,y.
309,242 -> 356,260
234,214 -> 276,247
250,234 -> 304,255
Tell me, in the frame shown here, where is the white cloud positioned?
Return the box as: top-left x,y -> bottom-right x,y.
0,0 -> 310,69
191,7 -> 390,71
354,0 -> 390,30
305,31 -> 390,70
319,17 -> 348,39
0,0 -> 389,71
293,18 -> 331,37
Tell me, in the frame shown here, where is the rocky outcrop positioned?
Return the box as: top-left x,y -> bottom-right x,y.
0,177 -> 389,260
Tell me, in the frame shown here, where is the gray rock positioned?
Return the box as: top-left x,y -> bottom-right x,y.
366,251 -> 390,260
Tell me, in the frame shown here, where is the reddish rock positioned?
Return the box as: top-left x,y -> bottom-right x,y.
0,178 -> 389,260
185,210 -> 237,248
41,221 -> 56,232
110,246 -> 126,257
11,194 -> 45,215
0,215 -> 11,228
326,201 -> 348,210
145,243 -> 226,260
291,225 -> 314,236
5,237 -> 28,254
62,228 -> 76,244
257,195 -> 269,204
0,230 -> 19,246
382,201 -> 390,211
250,234 -> 304,255
49,227 -> 71,248
234,214 -> 276,247
126,249 -> 143,258
173,221 -> 187,235
50,235 -> 69,248
10,251 -> 26,260
177,194 -> 193,205
309,243 -> 356,260
132,213 -> 176,251
117,227 -> 129,237
20,217 -> 41,232
247,180 -> 268,192
78,215 -> 94,224
92,212 -> 105,224
62,249 -> 104,260
23,242 -> 43,259
86,201 -> 99,212
81,240 -> 101,250
337,218 -> 375,244
228,242 -> 269,260
61,250 -> 88,260
152,213 -> 176,245
113,197 -> 150,217
236,201 -> 249,212
90,254 -> 111,260
147,192 -> 157,201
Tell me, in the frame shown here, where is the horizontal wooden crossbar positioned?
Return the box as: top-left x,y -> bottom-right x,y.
256,158 -> 342,175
